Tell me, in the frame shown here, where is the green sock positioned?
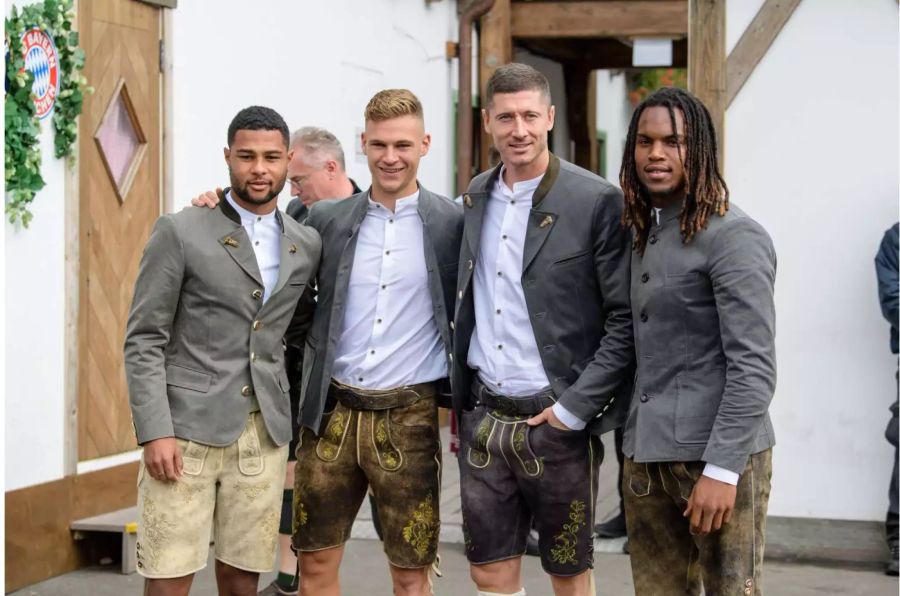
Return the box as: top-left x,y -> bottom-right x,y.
276,571 -> 298,590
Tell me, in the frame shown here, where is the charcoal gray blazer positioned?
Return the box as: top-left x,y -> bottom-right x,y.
297,185 -> 464,434
451,155 -> 634,436
623,202 -> 777,474
124,196 -> 321,447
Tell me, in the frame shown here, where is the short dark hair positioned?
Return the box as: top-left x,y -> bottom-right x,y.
227,106 -> 290,147
485,63 -> 551,107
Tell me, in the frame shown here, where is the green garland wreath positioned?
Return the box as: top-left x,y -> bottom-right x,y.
5,0 -> 89,228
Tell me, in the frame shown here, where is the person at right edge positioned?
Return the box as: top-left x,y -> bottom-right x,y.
619,87 -> 777,595
875,222 -> 899,576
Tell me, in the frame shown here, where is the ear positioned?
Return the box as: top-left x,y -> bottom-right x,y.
420,133 -> 432,157
223,146 -> 231,164
481,108 -> 490,133
286,149 -> 294,163
547,105 -> 556,131
360,132 -> 367,156
324,159 -> 338,174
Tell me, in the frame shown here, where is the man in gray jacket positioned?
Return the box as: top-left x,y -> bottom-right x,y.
619,87 -> 776,595
124,106 -> 320,596
451,63 -> 633,596
292,90 -> 463,596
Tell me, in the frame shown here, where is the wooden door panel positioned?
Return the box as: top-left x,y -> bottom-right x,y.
78,0 -> 161,461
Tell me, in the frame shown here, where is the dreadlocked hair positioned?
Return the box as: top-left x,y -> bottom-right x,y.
620,87 -> 729,255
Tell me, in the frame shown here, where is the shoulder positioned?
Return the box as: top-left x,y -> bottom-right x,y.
421,187 -> 463,219
556,159 -> 619,196
707,203 -> 775,259
307,193 -> 363,227
466,166 -> 500,193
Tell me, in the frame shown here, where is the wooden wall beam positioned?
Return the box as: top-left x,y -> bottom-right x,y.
564,63 -> 598,173
726,0 -> 801,106
511,1 -> 688,39
519,38 -> 688,70
478,0 -> 512,170
688,0 -> 726,164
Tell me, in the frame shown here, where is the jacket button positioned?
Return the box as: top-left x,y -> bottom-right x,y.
253,320 -> 263,331
467,259 -> 474,271
450,321 -> 455,330
241,385 -> 254,397
641,273 -> 649,283
251,289 -> 262,300
250,352 -> 257,362
458,290 -> 463,299
640,312 -> 648,323
640,394 -> 649,403
649,235 -> 658,245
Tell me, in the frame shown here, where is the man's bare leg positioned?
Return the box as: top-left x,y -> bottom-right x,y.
389,564 -> 432,596
277,464 -> 299,576
470,558 -> 523,594
214,560 -> 259,596
144,575 -> 194,596
298,545 -> 344,596
548,569 -> 593,596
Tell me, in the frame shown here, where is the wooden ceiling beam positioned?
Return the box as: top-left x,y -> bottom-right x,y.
511,1 -> 688,39
518,38 -> 688,70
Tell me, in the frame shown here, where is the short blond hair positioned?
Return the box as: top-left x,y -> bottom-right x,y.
364,89 -> 424,123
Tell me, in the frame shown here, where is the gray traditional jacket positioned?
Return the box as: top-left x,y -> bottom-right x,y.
624,202 -> 777,474
297,185 -> 463,434
124,197 -> 321,447
451,155 -> 634,436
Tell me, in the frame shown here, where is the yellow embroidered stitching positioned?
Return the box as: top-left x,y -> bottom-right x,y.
402,492 -> 437,561
550,500 -> 586,565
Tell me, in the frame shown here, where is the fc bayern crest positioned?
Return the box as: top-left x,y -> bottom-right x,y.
20,27 -> 60,119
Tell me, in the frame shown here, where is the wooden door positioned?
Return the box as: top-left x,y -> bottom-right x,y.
78,0 -> 162,460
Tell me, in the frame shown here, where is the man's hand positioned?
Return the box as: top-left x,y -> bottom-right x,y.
683,475 -> 737,535
143,437 -> 183,481
526,405 -> 571,431
190,188 -> 223,209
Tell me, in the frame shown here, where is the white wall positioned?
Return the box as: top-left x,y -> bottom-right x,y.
5,1 -> 68,491
595,70 -> 631,186
726,0 -> 899,520
514,48 -> 570,162
170,0 -> 459,210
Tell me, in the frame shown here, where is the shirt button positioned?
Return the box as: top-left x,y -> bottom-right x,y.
251,289 -> 262,300
502,234 -> 508,240
389,219 -> 394,224
497,271 -> 502,277
377,318 -> 383,324
497,344 -> 503,350
640,393 -> 649,403
253,320 -> 263,330
359,377 -> 364,382
370,350 -> 376,355
381,284 -> 387,290
497,381 -> 503,387
496,309 -> 501,314
385,250 -> 390,255
640,312 -> 648,323
649,235 -> 658,245
255,241 -> 259,246
256,217 -> 261,222
641,273 -> 649,283
510,200 -> 516,205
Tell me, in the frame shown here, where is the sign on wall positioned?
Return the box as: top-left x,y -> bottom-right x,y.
21,26 -> 59,119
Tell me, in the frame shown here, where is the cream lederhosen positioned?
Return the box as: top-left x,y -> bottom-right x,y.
135,412 -> 288,578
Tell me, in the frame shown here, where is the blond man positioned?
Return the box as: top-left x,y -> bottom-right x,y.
291,90 -> 462,596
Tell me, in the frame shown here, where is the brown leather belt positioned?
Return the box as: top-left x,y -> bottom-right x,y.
329,379 -> 436,411
471,377 -> 556,416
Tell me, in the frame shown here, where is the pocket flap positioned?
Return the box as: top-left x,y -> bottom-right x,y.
166,364 -> 212,393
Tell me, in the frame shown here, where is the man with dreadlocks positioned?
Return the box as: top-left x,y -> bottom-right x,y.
619,87 -> 777,595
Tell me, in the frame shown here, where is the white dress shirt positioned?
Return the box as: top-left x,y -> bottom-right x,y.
468,169 -> 552,395
225,192 -> 281,303
332,191 -> 446,389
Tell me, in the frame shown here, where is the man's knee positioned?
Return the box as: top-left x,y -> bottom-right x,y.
298,547 -> 342,578
390,565 -> 430,595
470,558 -> 521,591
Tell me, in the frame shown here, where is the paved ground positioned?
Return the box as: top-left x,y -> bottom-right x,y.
10,431 -> 900,594
11,540 -> 899,595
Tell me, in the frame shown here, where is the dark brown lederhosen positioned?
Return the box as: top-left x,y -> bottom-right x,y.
623,450 -> 772,595
458,379 -> 600,576
292,380 -> 441,568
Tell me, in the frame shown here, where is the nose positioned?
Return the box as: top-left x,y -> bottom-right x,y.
648,141 -> 665,160
512,116 -> 527,138
382,146 -> 398,163
251,157 -> 267,173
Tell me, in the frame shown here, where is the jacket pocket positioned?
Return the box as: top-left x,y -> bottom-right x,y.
553,250 -> 590,267
665,271 -> 705,287
674,370 -> 723,444
166,363 -> 212,393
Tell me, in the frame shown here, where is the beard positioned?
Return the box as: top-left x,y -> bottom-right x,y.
229,171 -> 286,206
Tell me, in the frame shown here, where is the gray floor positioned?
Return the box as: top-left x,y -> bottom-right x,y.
10,431 -> 900,595
10,540 -> 899,595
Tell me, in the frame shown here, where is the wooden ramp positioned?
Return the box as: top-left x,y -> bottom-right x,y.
71,507 -> 138,574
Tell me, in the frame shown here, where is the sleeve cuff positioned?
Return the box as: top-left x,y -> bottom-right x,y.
702,463 -> 740,485
552,403 -> 588,431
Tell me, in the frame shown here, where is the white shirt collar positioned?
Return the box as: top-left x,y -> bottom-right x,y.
225,191 -> 278,225
497,165 -> 544,196
367,189 -> 420,214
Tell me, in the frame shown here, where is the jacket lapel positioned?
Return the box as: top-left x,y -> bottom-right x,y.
270,211 -> 295,297
330,193 -> 370,324
417,186 -> 438,273
522,154 -> 561,272
217,198 -> 263,286
462,165 -> 500,259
